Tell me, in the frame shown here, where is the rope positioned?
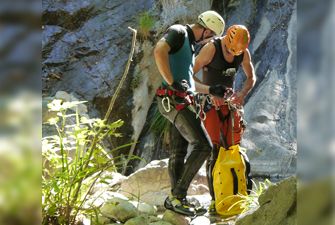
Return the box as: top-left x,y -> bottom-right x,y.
104,27 -> 137,121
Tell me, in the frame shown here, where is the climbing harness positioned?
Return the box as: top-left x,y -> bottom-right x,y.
161,96 -> 171,112
156,87 -> 193,112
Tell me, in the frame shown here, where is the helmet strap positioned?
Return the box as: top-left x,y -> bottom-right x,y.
197,28 -> 206,43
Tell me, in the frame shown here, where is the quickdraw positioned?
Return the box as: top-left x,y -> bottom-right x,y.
195,94 -> 212,121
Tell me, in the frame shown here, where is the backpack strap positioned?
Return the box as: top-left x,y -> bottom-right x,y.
216,109 -> 230,148
230,109 -> 235,146
230,168 -> 238,195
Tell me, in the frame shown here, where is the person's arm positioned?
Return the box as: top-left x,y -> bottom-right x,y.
193,42 -> 215,93
154,26 -> 185,86
231,49 -> 256,105
240,49 -> 256,96
154,39 -> 173,85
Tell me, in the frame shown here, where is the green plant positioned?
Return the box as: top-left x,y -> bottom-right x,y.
138,12 -> 155,39
149,106 -> 170,139
42,99 -> 134,225
227,179 -> 273,213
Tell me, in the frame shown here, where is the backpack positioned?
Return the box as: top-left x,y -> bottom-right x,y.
212,144 -> 252,216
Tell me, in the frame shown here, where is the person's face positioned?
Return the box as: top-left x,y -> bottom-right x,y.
225,44 -> 244,56
203,29 -> 216,39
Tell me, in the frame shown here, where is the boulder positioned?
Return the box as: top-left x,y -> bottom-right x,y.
86,191 -> 129,209
235,176 -> 296,225
162,210 -> 190,225
130,201 -> 157,216
190,216 -> 210,225
124,216 -> 148,225
119,159 -> 209,206
149,221 -> 173,225
100,197 -> 138,222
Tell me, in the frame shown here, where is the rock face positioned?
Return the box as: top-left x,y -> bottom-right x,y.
208,0 -> 297,178
42,0 -> 157,157
235,176 -> 297,225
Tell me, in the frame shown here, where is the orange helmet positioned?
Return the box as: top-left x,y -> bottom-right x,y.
224,25 -> 250,56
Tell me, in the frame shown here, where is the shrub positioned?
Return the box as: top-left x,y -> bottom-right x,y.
42,99 -> 132,225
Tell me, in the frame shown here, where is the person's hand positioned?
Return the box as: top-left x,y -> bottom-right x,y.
209,84 -> 233,98
230,92 -> 245,106
209,84 -> 231,97
170,79 -> 189,92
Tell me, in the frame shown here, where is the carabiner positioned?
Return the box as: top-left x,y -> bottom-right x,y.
161,96 -> 171,112
199,109 -> 206,121
206,95 -> 212,104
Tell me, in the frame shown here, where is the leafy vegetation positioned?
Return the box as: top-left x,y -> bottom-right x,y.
138,12 -> 155,39
149,106 -> 170,139
228,179 -> 273,213
42,99 -> 134,225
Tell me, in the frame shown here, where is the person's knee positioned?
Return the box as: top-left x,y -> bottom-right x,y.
193,140 -> 211,154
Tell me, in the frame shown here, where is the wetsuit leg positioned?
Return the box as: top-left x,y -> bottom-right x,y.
206,144 -> 220,200
171,108 -> 212,198
168,125 -> 188,195
157,96 -> 212,198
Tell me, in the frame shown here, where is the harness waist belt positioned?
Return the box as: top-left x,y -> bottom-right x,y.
156,88 -> 188,98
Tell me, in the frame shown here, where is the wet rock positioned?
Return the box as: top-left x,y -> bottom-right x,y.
147,216 -> 162,223
124,215 -> 148,225
130,201 -> 157,216
94,214 -> 111,225
162,210 -> 190,225
149,221 -> 173,225
100,197 -> 138,222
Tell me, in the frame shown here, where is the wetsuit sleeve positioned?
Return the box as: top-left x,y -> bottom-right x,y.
163,26 -> 185,54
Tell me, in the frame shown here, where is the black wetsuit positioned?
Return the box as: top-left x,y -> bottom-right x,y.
156,25 -> 212,199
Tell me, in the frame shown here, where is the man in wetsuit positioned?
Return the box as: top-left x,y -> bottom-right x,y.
154,11 -> 227,216
193,25 -> 256,214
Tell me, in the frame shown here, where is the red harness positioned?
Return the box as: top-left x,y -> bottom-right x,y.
156,87 -> 193,111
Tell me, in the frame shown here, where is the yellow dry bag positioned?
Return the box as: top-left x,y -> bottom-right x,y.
212,144 -> 252,217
